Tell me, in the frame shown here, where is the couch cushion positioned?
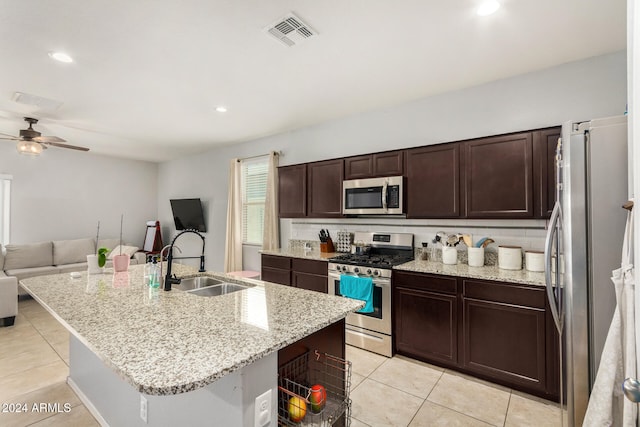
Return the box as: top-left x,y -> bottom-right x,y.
4,242 -> 53,270
107,245 -> 140,259
0,244 -> 4,270
53,238 -> 95,266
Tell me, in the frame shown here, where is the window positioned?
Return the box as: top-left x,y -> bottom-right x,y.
0,175 -> 11,246
241,157 -> 268,245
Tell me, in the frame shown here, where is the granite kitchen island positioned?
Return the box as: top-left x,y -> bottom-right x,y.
19,264 -> 363,427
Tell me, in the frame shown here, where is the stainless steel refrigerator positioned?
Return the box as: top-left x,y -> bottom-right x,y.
545,115 -> 628,426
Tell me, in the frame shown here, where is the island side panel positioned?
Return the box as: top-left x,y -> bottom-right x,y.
69,335 -> 277,427
278,319 -> 346,367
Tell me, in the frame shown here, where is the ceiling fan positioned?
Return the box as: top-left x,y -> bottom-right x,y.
0,117 -> 89,155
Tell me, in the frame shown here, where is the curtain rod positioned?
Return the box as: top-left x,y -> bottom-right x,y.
237,151 -> 282,162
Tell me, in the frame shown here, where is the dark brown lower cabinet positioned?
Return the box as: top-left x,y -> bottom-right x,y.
463,297 -> 546,392
393,271 -> 458,367
292,258 -> 328,293
393,271 -> 559,401
261,254 -> 291,285
261,254 -> 328,293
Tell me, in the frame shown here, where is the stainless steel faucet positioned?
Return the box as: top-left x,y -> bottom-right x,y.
164,229 -> 206,291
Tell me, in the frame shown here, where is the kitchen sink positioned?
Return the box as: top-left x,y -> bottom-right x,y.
188,283 -> 254,297
173,276 -> 223,291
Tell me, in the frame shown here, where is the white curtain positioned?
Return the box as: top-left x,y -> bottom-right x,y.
224,159 -> 243,273
262,152 -> 280,251
584,209 -> 636,426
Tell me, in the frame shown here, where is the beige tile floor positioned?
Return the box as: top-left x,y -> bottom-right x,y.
0,298 -> 99,427
346,345 -> 561,427
0,298 -> 560,426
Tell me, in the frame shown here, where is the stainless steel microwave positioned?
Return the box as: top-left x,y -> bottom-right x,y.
343,176 -> 403,215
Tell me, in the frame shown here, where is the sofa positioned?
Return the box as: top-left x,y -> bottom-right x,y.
0,238 -> 146,299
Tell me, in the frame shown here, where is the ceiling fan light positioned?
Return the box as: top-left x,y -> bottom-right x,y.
17,140 -> 43,156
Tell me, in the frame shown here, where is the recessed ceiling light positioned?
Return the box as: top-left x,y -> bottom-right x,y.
48,51 -> 73,63
215,106 -> 228,113
477,0 -> 500,16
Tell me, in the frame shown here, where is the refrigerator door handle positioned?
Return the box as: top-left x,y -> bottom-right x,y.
545,201 -> 562,333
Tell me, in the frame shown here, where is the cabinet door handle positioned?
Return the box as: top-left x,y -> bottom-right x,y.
623,378 -> 640,402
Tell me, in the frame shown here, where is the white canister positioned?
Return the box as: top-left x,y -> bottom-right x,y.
525,251 -> 545,272
467,247 -> 485,267
442,246 -> 458,265
86,254 -> 104,275
498,246 -> 522,270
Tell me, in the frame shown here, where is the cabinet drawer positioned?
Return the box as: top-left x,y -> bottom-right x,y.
292,258 -> 327,276
261,254 -> 292,270
463,279 -> 545,309
393,271 -> 457,294
261,267 -> 291,286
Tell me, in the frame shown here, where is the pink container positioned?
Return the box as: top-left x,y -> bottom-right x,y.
112,254 -> 130,272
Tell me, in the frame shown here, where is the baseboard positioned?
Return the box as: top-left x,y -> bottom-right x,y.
67,376 -> 110,427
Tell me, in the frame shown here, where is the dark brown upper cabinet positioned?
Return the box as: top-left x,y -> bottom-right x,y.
462,132 -> 534,218
406,143 -> 460,218
278,164 -> 307,218
533,127 -> 561,218
307,159 -> 344,217
344,150 -> 404,180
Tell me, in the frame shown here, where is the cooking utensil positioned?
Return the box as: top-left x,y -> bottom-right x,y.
461,234 -> 473,247
446,234 -> 460,247
475,237 -> 494,248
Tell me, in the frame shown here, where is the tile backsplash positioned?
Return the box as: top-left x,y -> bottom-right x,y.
282,217 -> 548,254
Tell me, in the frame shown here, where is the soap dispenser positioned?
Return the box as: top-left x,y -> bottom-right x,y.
149,256 -> 160,288
144,254 -> 153,286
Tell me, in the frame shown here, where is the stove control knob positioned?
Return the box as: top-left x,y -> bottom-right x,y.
353,267 -> 360,274
366,269 -> 372,275
373,270 -> 380,277
341,265 -> 348,272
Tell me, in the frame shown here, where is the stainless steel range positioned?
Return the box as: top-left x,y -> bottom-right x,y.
328,232 -> 414,357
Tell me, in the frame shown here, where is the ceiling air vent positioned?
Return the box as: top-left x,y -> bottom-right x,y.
11,92 -> 63,110
266,13 -> 317,47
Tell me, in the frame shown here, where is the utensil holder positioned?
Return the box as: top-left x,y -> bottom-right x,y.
442,246 -> 458,265
320,238 -> 335,253
467,247 -> 485,267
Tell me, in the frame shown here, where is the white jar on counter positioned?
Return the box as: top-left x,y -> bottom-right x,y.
467,247 -> 485,267
525,251 -> 545,272
498,246 -> 522,270
442,246 -> 458,265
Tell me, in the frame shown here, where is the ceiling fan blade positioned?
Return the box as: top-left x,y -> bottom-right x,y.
0,131 -> 20,139
42,141 -> 89,152
33,135 -> 66,143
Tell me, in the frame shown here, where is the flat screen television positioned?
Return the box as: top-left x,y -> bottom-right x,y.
170,198 -> 207,232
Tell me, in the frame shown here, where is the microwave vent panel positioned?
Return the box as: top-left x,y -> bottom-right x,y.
266,13 -> 317,47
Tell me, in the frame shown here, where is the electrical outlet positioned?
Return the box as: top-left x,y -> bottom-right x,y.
254,389 -> 271,427
140,394 -> 148,423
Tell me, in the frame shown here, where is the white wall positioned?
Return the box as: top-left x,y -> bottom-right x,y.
0,144 -> 158,246
158,51 -> 627,272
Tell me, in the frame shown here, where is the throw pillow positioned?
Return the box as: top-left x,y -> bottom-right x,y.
107,245 -> 140,259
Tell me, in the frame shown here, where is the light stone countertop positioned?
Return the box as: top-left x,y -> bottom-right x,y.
394,259 -> 546,287
260,248 -> 339,261
19,263 -> 363,396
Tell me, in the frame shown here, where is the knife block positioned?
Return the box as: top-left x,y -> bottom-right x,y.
320,238 -> 335,253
